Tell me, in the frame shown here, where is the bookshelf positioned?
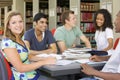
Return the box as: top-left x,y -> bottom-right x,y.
80,0 -> 100,47
39,0 -> 48,15
8,6 -> 11,11
39,0 -> 49,28
25,2 -> 33,31
25,0 -> 49,31
57,0 -> 69,27
0,6 -> 12,35
0,8 -> 4,35
1,8 -> 4,28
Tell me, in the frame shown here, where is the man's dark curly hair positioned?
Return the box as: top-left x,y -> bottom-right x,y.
94,9 -> 113,31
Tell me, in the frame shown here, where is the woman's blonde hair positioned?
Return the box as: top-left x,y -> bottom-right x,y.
4,11 -> 24,41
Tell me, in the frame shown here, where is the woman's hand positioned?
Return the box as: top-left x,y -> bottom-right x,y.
29,54 -> 56,65
43,57 -> 56,65
28,54 -> 44,62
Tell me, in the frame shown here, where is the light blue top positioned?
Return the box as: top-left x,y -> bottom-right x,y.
54,26 -> 83,48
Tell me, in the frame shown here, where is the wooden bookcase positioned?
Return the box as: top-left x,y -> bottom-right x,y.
57,0 -> 69,27
25,0 -> 49,30
25,2 -> 33,30
80,0 -> 100,47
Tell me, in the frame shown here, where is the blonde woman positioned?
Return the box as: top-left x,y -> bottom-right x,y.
1,11 -> 56,80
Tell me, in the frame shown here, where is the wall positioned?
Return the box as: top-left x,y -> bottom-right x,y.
70,0 -> 80,27
49,0 -> 57,30
12,0 -> 25,30
112,0 -> 120,40
12,0 -> 24,16
33,0 -> 39,17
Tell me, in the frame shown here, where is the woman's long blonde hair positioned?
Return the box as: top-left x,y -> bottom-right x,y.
4,11 -> 24,42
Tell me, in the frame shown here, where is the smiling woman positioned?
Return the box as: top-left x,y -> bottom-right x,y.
94,9 -> 113,52
1,11 -> 56,80
4,11 -> 24,42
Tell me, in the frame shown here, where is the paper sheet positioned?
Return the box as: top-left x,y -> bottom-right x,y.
75,59 -> 107,64
36,54 -> 62,60
56,60 -> 75,66
67,48 -> 92,52
75,59 -> 90,63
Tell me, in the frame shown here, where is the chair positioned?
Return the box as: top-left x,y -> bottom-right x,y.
51,28 -> 61,54
113,38 -> 120,49
51,28 -> 56,35
0,50 -> 13,80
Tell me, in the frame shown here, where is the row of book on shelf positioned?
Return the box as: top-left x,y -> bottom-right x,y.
80,23 -> 95,33
81,12 -> 94,22
26,9 -> 48,17
86,34 -> 95,43
57,6 -> 69,13
81,3 -> 99,11
57,13 -> 94,23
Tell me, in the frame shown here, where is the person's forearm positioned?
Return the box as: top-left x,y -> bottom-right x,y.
103,39 -> 113,51
103,42 -> 113,51
28,54 -> 46,62
103,45 -> 113,51
15,60 -> 48,73
93,71 -> 120,80
80,35 -> 91,48
100,56 -> 110,61
85,41 -> 91,48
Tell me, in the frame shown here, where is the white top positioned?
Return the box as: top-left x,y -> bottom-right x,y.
102,39 -> 120,73
95,39 -> 120,80
95,28 -> 113,53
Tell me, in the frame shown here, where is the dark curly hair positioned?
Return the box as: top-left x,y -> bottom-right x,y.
94,9 -> 113,31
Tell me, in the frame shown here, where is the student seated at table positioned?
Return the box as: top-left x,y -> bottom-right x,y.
24,13 -> 57,58
94,9 -> 114,52
79,10 -> 120,80
87,9 -> 115,62
54,10 -> 91,53
1,11 -> 56,80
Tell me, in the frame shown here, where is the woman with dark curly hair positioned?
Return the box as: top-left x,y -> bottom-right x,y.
94,9 -> 113,52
